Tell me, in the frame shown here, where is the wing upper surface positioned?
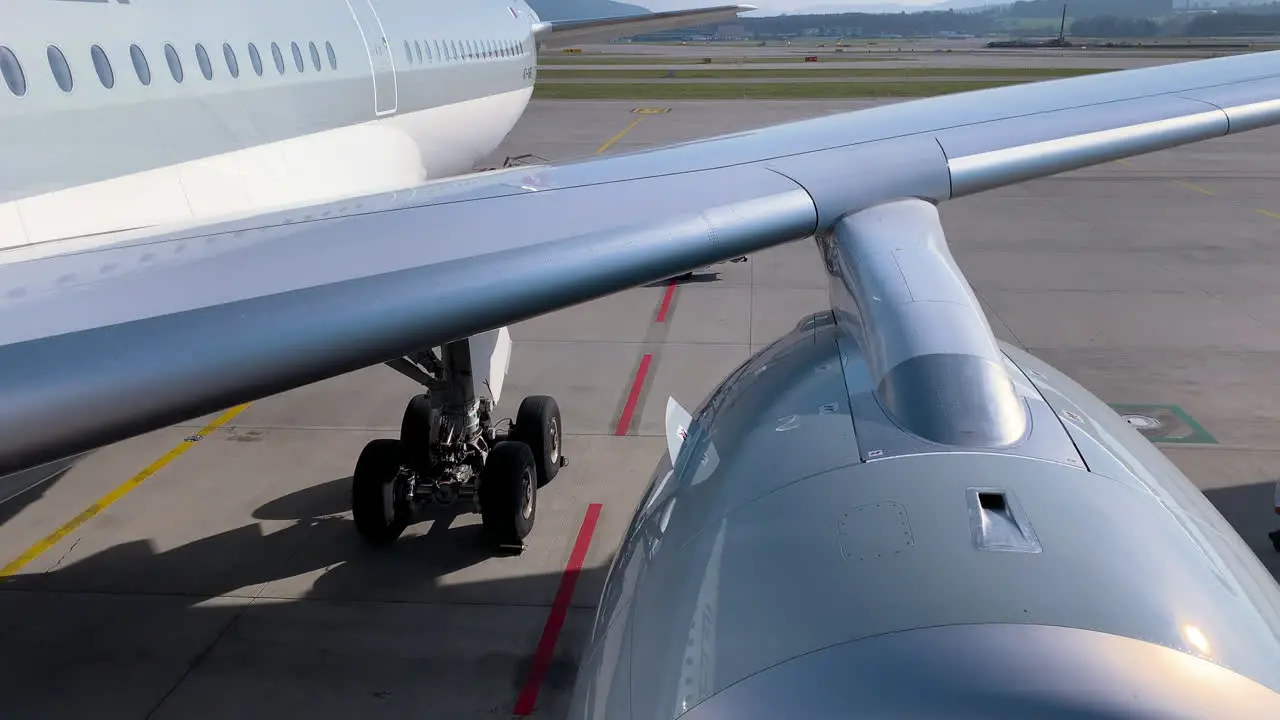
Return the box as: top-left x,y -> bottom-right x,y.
2,51 -> 1280,473
531,6 -> 756,48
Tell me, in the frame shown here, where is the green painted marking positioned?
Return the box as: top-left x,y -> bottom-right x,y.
1108,403 -> 1217,444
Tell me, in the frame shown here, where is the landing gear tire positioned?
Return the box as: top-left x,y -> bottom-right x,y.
479,441 -> 537,547
351,439 -> 412,546
514,395 -> 562,487
400,393 -> 439,474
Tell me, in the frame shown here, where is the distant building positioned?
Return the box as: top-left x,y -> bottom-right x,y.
715,24 -> 747,40
625,30 -> 707,42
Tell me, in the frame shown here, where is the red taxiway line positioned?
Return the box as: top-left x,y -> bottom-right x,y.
655,280 -> 677,323
614,354 -> 653,437
513,502 -> 605,716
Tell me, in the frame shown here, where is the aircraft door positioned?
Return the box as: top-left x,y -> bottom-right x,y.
344,0 -> 399,116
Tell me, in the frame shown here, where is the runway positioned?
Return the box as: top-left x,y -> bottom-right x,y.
4,95 -> 1280,717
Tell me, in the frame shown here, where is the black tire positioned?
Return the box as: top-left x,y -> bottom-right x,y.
400,394 -> 439,475
351,439 -> 412,546
478,441 -> 537,546
513,395 -> 562,487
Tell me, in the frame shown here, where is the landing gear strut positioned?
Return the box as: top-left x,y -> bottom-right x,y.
349,334 -> 567,550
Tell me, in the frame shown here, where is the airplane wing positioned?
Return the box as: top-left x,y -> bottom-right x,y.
2,51 -> 1280,475
531,5 -> 755,47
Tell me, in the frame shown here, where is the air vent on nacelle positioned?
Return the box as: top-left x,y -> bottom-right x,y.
968,488 -> 1042,553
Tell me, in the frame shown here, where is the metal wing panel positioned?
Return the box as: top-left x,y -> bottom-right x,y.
0,167 -> 810,344
1179,77 -> 1280,132
542,50 -> 1280,189
941,77 -> 1280,197
0,171 -> 815,474
5,51 -> 1280,472
938,96 -> 1227,197
530,5 -> 755,48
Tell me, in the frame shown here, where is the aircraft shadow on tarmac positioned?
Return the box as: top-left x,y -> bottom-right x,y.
645,271 -> 719,287
1202,480 -> 1280,577
0,453 -> 86,526
0,471 -> 610,719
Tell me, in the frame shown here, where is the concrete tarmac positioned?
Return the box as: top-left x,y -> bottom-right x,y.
2,94 -> 1280,719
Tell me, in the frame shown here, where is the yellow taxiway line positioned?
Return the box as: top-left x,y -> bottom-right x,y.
0,404 -> 251,578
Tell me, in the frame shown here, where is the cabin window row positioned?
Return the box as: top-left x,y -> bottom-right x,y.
0,40 -> 340,97
402,38 -> 526,66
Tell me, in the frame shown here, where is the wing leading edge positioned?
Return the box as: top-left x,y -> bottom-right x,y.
531,5 -> 756,48
2,51 -> 1280,474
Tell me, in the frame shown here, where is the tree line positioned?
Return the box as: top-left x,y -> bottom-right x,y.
733,8 -> 1280,39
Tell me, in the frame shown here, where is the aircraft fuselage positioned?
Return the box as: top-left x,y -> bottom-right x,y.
0,0 -> 538,252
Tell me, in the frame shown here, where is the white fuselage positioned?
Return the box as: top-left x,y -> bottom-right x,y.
0,0 -> 540,254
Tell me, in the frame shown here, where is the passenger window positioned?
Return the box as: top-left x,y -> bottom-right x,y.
248,43 -> 263,76
223,43 -> 239,78
130,44 -> 151,86
195,43 -> 213,80
164,43 -> 183,83
414,40 -> 422,64
403,40 -> 412,64
0,45 -> 25,97
326,41 -> 337,70
271,42 -> 285,74
47,45 -> 73,92
90,45 -> 114,88
291,42 -> 304,72
309,41 -> 321,71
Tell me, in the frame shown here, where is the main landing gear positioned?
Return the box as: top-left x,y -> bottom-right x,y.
350,335 -> 566,551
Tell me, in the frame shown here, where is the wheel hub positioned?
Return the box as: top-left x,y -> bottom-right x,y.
521,466 -> 536,519
548,417 -> 560,464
